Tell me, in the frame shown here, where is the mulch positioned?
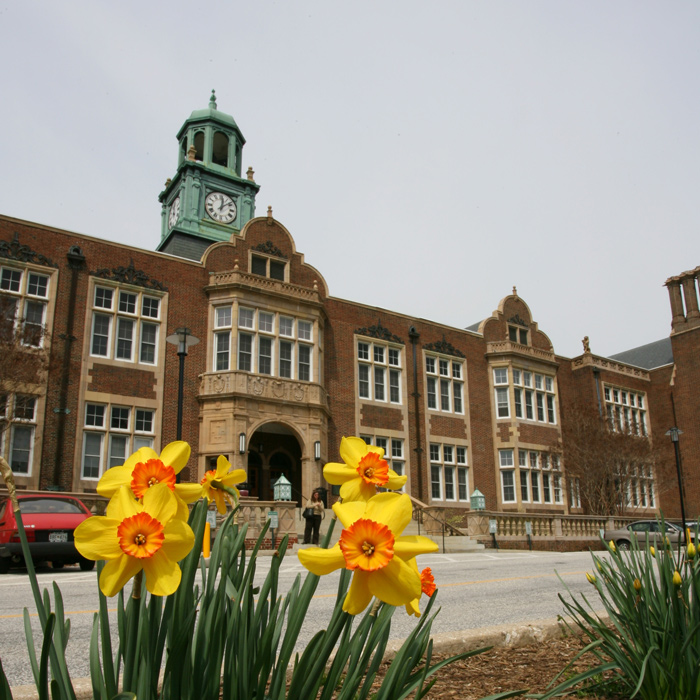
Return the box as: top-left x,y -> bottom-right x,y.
370,633 -> 629,699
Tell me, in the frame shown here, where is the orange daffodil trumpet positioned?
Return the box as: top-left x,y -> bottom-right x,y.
405,563 -> 438,617
323,436 -> 407,502
97,441 -> 202,515
74,483 -> 195,597
201,455 -> 247,514
298,492 -> 438,615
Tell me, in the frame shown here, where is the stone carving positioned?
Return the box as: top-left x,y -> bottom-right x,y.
212,374 -> 226,393
582,336 -> 591,354
424,336 -> 465,358
272,381 -> 286,399
0,233 -> 58,268
506,313 -> 528,328
355,322 -> 403,345
253,240 -> 287,259
92,260 -> 168,291
293,384 -> 306,402
251,376 -> 266,396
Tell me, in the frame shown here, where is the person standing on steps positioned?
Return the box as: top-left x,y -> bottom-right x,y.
303,490 -> 324,545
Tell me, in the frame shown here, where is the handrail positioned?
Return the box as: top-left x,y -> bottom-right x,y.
409,495 -> 464,537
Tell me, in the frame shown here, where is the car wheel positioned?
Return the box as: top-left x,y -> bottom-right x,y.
52,561 -> 65,569
0,558 -> 10,574
617,540 -> 631,551
79,558 -> 95,572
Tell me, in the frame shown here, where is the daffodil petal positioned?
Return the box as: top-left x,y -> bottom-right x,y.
161,519 -> 195,562
386,470 -> 408,490
393,535 -> 439,560
174,483 -> 203,504
100,555 -> 142,598
97,465 -> 134,498
213,490 -> 227,515
159,441 -> 191,474
106,486 -> 141,520
298,544 -> 346,575
175,498 -> 190,521
215,455 -> 231,478
74,517 -> 122,560
340,476 -> 366,502
368,556 -> 421,606
143,483 -> 177,524
339,436 -> 370,469
222,469 -> 246,485
364,492 -> 412,535
323,462 -> 354,485
343,569 -> 373,615
142,552 -> 182,596
333,500 -> 366,529
125,447 -> 159,470
405,598 -> 421,617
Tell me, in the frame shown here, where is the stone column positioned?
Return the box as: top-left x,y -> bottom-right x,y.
666,279 -> 686,331
682,275 -> 700,327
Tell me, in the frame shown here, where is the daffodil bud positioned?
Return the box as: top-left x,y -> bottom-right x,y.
688,542 -> 696,560
586,572 -> 596,584
596,560 -> 603,572
609,540 -> 616,553
673,570 -> 682,587
649,546 -> 656,558
633,578 -> 641,592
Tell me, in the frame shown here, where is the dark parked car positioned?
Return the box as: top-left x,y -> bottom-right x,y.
0,494 -> 95,573
603,520 -> 686,550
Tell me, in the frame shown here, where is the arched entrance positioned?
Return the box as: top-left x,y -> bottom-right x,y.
244,422 -> 304,504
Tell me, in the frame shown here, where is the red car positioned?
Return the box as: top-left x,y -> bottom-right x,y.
0,494 -> 95,573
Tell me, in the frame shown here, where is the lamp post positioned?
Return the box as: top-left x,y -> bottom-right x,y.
166,328 -> 199,481
666,427 -> 687,534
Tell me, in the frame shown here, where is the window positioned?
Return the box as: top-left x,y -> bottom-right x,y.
430,443 -> 469,502
569,477 -> 581,508
81,402 -> 155,479
615,462 -> 656,510
251,254 -> 286,281
426,354 -> 464,414
90,284 -> 162,365
508,326 -> 528,345
499,450 -> 515,503
604,385 -> 648,436
1,266 -> 50,347
510,368 -> 557,424
359,435 -> 406,491
357,339 -> 402,404
215,306 -> 315,381
0,394 -> 37,475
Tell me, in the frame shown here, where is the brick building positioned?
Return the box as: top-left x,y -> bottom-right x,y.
0,95 -> 697,521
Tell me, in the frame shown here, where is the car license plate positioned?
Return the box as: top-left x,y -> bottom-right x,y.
49,532 -> 68,543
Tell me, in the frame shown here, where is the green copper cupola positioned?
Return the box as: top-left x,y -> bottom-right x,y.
157,90 -> 260,260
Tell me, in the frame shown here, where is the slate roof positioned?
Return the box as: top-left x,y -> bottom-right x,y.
608,337 -> 674,370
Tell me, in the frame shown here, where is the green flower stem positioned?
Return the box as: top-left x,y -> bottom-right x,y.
122,570 -> 143,692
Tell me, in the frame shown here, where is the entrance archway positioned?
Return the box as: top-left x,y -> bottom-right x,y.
245,422 -> 303,504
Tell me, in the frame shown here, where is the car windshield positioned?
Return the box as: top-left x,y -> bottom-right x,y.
18,499 -> 84,514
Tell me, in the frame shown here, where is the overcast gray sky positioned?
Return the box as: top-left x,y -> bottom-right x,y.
2,1 -> 698,359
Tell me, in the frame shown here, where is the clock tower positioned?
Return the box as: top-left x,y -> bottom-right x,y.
157,90 -> 260,260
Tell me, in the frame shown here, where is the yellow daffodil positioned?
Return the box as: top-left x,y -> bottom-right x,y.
673,570 -> 682,587
650,546 -> 656,558
633,578 -> 642,592
608,540 -> 616,553
323,436 -> 407,501
688,542 -> 696,560
74,484 -> 194,597
97,442 -> 202,514
586,572 -> 596,585
201,455 -> 246,514
298,492 -> 437,615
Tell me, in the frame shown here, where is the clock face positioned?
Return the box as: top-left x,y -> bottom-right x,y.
168,196 -> 181,229
205,191 -> 237,224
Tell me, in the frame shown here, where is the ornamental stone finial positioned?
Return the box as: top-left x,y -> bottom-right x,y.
247,166 -> 255,182
267,206 -> 273,218
512,286 -> 518,296
187,144 -> 196,161
582,336 -> 591,354
209,89 -> 217,109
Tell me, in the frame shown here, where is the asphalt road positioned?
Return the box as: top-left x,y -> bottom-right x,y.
0,549 -> 601,689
